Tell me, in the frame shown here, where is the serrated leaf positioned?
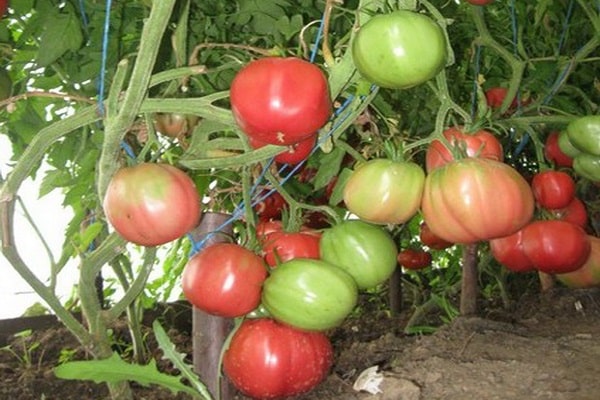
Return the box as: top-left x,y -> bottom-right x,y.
54,352 -> 201,398
153,320 -> 213,400
329,167 -> 352,206
313,147 -> 345,190
37,12 -> 83,67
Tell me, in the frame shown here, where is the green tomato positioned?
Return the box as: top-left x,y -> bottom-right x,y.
567,115 -> 600,156
557,130 -> 582,159
262,259 -> 358,331
320,220 -> 398,290
352,10 -> 447,89
573,153 -> 600,182
343,159 -> 425,225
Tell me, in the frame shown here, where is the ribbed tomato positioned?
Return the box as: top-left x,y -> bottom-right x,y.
103,163 -> 201,246
421,158 -> 534,244
425,127 -> 504,172
223,318 -> 333,399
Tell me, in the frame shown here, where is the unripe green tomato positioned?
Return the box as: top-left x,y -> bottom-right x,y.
573,153 -> 600,182
343,159 -> 425,225
567,115 -> 600,156
352,10 -> 447,89
320,220 -> 398,290
262,259 -> 358,331
557,130 -> 583,158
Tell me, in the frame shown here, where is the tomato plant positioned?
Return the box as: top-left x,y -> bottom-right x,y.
397,249 -> 432,270
421,158 -> 534,244
425,126 -> 504,172
262,258 -> 358,331
419,222 -> 453,250
320,220 -> 398,290
544,131 -> 573,168
223,318 -> 333,400
521,220 -> 591,274
181,243 -> 267,317
261,230 -> 321,267
489,229 -> 534,273
103,163 -> 201,246
556,235 -> 600,288
352,10 -> 447,89
552,197 -> 588,228
230,57 -> 331,145
343,159 -> 425,224
531,170 -> 576,210
248,134 -> 316,165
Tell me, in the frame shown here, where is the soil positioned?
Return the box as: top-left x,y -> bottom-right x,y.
1,286 -> 600,400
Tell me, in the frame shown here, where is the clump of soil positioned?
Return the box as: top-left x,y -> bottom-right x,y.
1,287 -> 600,400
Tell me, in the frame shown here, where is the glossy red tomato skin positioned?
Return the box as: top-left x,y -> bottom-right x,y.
397,249 -> 432,270
552,197 -> 588,228
421,158 -> 534,244
425,127 -> 504,172
521,220 -> 591,274
181,243 -> 267,317
531,170 -> 576,210
103,163 -> 201,246
223,318 -> 333,400
556,235 -> 600,288
230,57 -> 332,145
249,134 -> 317,165
489,229 -> 534,273
544,131 -> 574,168
419,222 -> 453,250
261,231 -> 321,267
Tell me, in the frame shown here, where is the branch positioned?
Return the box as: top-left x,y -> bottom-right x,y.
0,90 -> 95,109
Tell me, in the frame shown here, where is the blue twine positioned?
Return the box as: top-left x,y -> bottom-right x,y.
119,141 -> 136,159
78,0 -> 90,33
310,12 -> 327,63
97,0 -> 113,116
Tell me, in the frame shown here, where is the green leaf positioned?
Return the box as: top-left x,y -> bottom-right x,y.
313,146 -> 345,190
36,11 -> 83,67
54,352 -> 201,398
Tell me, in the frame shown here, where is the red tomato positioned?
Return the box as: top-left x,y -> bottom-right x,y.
230,57 -> 332,145
466,0 -> 494,5
489,229 -> 534,273
397,249 -> 432,270
0,0 -> 7,17
223,318 -> 333,399
103,163 -> 201,246
181,243 -> 267,317
521,220 -> 591,274
531,170 -> 576,210
484,87 -> 517,109
419,222 -> 453,250
248,134 -> 317,165
544,131 -> 574,168
261,231 -> 321,267
556,235 -> 600,288
254,190 -> 287,222
256,219 -> 285,241
552,197 -> 588,228
425,126 -> 504,172
422,158 -> 534,244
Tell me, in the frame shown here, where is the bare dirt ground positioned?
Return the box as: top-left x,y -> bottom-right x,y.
1,286 -> 599,400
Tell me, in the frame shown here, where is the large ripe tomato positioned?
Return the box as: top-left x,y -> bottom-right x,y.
397,249 -> 432,270
531,170 -> 576,210
352,10 -> 447,89
544,131 -> 573,168
320,220 -> 398,290
421,158 -> 534,244
181,243 -> 267,317
343,159 -> 425,224
489,229 -> 534,273
223,318 -> 333,400
556,235 -> 600,288
521,220 -> 591,274
103,163 -> 201,246
425,126 -> 504,172
230,57 -> 331,145
248,134 -> 316,165
552,197 -> 588,228
419,222 -> 453,250
261,230 -> 321,267
262,258 -> 358,331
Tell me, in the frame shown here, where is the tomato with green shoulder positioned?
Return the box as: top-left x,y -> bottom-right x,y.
566,115 -> 600,156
